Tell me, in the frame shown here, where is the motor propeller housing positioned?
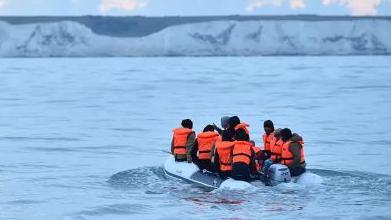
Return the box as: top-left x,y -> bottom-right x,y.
267,164 -> 292,186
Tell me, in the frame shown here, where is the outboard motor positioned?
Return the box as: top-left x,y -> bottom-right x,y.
266,164 -> 291,186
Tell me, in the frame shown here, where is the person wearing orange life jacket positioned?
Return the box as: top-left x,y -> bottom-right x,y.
229,116 -> 250,136
211,129 -> 235,179
270,128 -> 284,162
171,119 -> 196,162
262,120 -> 275,158
231,128 -> 257,181
261,128 -> 283,174
191,125 -> 219,171
280,128 -> 306,177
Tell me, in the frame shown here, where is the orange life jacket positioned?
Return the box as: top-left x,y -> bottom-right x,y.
270,139 -> 284,162
197,131 -> 219,160
262,132 -> 275,153
172,128 -> 193,156
281,140 -> 305,166
234,123 -> 250,135
232,141 -> 253,165
215,141 -> 234,171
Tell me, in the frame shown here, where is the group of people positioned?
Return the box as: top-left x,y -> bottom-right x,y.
170,116 -> 306,182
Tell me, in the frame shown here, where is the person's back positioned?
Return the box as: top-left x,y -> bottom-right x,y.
212,129 -> 235,179
194,125 -> 219,171
171,119 -> 196,162
280,128 -> 306,176
231,128 -> 256,181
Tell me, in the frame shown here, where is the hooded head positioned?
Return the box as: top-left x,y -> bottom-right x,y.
264,120 -> 274,135
235,128 -> 249,141
221,116 -> 230,129
203,124 -> 215,132
280,128 -> 293,142
181,119 -> 193,129
229,116 -> 240,129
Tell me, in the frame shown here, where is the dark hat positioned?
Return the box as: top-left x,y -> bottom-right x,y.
264,120 -> 274,129
203,124 -> 215,132
280,128 -> 292,141
181,119 -> 193,129
221,116 -> 230,128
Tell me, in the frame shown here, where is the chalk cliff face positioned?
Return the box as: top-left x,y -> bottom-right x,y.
0,19 -> 390,57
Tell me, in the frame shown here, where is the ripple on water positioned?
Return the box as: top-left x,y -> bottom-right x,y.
77,203 -> 152,216
108,167 -> 174,193
0,136 -> 83,142
5,199 -> 45,205
29,147 -> 78,152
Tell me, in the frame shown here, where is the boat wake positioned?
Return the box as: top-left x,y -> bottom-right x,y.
108,165 -> 391,194
107,165 -> 391,218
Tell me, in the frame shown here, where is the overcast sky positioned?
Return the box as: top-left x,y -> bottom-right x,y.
0,0 -> 390,16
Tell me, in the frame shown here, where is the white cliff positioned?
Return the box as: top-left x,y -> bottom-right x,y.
0,19 -> 390,57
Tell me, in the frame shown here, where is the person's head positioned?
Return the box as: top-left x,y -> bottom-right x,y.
203,124 -> 215,132
263,120 -> 274,135
222,129 -> 234,142
229,116 -> 240,128
221,116 -> 230,129
235,128 -> 249,141
280,128 -> 292,142
274,128 -> 282,140
181,119 -> 193,129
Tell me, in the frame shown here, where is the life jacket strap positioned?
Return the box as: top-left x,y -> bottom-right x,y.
233,153 -> 251,158
174,146 -> 186,149
281,157 -> 294,160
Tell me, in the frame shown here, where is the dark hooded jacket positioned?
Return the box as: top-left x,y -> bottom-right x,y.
289,133 -> 306,169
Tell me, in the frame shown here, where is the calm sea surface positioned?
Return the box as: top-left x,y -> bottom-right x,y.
1,56 -> 391,219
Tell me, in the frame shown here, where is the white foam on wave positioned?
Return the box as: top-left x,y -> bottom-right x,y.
215,178 -> 257,192
273,171 -> 324,192
212,171 -> 325,194
295,172 -> 324,186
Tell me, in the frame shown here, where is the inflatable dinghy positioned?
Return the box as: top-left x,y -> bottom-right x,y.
164,156 -> 292,189
163,156 -> 225,189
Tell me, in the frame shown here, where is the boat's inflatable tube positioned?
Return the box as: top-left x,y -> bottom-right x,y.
164,156 -> 294,189
164,156 -> 224,189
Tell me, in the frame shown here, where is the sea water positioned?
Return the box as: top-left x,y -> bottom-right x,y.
1,56 -> 391,219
